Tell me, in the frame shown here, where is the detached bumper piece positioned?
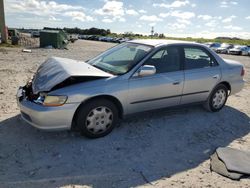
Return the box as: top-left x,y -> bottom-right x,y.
210,147 -> 250,180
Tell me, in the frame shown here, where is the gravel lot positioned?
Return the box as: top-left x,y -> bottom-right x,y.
0,40 -> 250,188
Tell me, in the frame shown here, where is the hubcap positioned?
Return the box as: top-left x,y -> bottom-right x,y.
212,89 -> 226,109
85,106 -> 113,134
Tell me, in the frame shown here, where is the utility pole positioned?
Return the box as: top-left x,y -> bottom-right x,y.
151,27 -> 154,38
0,0 -> 7,43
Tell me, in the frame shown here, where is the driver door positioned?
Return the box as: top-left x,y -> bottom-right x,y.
127,46 -> 184,114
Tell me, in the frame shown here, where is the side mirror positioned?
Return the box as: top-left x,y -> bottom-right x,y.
137,65 -> 156,77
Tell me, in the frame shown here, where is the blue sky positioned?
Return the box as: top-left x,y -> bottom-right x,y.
4,0 -> 250,39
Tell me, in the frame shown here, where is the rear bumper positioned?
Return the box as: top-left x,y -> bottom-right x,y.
230,80 -> 245,95
17,98 -> 80,131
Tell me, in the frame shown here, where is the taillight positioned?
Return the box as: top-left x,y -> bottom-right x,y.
241,67 -> 245,77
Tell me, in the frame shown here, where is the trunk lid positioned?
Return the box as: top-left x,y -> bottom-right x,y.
32,57 -> 112,94
223,59 -> 243,67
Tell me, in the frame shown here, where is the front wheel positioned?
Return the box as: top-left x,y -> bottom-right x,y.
76,99 -> 118,138
204,84 -> 228,112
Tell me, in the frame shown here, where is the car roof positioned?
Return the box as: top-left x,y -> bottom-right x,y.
128,39 -> 196,47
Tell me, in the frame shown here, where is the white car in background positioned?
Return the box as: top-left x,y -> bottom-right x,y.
215,43 -> 234,54
228,45 -> 249,55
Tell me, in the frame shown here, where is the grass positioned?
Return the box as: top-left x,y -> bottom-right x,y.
0,42 -> 20,48
108,34 -> 250,46
136,36 -> 250,46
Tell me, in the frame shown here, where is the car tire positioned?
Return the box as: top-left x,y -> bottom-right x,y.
204,84 -> 228,112
76,99 -> 118,138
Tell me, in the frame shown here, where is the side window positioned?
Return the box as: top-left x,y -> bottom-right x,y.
151,49 -> 167,59
144,47 -> 180,73
184,47 -> 217,70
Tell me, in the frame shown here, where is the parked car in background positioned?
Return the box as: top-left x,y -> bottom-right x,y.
215,43 -> 234,54
247,46 -> 250,56
17,40 -> 245,138
204,42 -> 221,51
88,35 -> 99,41
98,36 -> 107,41
31,31 -> 40,38
228,45 -> 249,55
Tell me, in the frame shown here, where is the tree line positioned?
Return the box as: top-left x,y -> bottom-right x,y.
43,27 -> 111,36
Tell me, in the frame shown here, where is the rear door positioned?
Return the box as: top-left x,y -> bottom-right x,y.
181,46 -> 221,104
128,46 -> 184,114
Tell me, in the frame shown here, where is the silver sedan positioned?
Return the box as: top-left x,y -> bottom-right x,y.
17,40 -> 245,138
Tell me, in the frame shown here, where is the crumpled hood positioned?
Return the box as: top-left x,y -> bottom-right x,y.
32,57 -> 112,94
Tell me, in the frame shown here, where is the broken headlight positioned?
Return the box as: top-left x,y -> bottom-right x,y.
43,95 -> 68,107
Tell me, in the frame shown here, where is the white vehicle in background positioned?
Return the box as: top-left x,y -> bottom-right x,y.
228,46 -> 249,55
215,43 -> 234,54
204,42 -> 221,51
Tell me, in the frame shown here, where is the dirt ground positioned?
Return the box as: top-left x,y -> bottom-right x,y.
0,40 -> 250,188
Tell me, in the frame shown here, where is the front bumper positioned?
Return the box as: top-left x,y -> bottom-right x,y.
17,88 -> 80,131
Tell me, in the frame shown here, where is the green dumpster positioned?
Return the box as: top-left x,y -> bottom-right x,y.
40,30 -> 68,49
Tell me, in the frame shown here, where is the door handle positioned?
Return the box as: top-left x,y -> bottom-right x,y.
173,81 -> 180,85
213,75 -> 219,79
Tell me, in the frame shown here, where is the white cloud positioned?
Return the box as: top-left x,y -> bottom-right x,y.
159,13 -> 170,18
168,23 -> 187,30
49,16 -> 61,21
153,0 -> 190,8
139,15 -> 163,22
177,19 -> 191,25
230,1 -> 238,5
245,16 -> 250,20
224,25 -> 243,31
102,18 -> 113,23
220,0 -> 238,8
94,0 -> 128,22
170,11 -> 195,19
198,15 -> 213,21
119,17 -> 126,22
205,20 -> 218,27
126,9 -> 139,16
191,3 -> 197,7
94,1 -> 124,18
64,11 -> 94,22
6,0 -> 84,16
222,15 -> 236,23
139,9 -> 147,14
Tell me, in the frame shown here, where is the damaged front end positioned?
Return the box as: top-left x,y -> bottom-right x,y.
21,76 -> 104,106
18,57 -> 112,106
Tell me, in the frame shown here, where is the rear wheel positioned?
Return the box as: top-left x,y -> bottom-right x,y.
204,84 -> 228,112
76,99 -> 118,138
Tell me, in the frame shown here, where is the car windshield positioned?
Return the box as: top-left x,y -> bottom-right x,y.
87,43 -> 153,75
